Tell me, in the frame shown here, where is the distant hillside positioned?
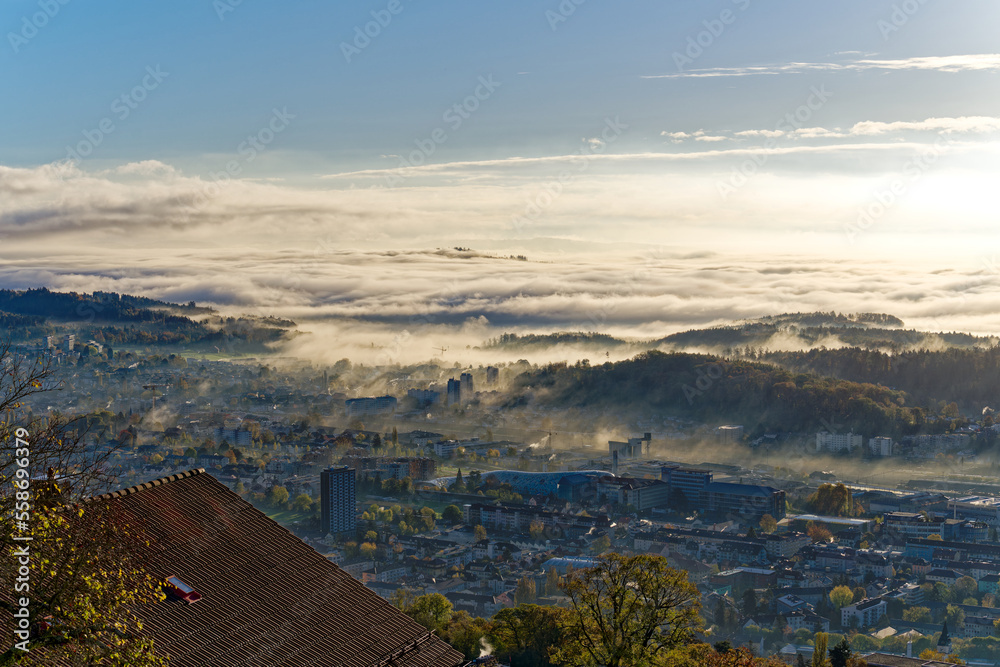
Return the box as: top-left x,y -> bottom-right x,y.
760,346 -> 1000,410
506,350 -> 936,438
0,288 -> 294,350
483,312 -> 993,355
482,331 -> 634,350
0,288 -> 207,325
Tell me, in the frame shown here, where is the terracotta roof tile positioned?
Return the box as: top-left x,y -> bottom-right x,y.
19,469 -> 467,667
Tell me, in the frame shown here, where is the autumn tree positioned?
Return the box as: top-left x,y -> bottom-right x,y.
759,514 -> 778,534
829,586 -> 853,610
514,576 -> 537,605
405,594 -> 453,632
0,341 -> 166,665
554,553 -> 701,667
812,632 -> 829,667
490,604 -> 568,667
443,504 -> 464,525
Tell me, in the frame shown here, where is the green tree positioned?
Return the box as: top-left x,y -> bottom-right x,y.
514,576 -> 537,605
439,610 -> 491,661
759,514 -> 778,534
591,534 -> 611,555
812,632 -> 829,667
490,604 -> 568,667
953,576 -> 978,602
443,504 -> 464,524
544,567 -> 562,596
903,606 -> 931,623
828,636 -> 851,667
292,493 -> 312,513
406,593 -> 453,632
944,604 -> 965,630
266,485 -> 289,508
554,553 -> 701,667
829,586 -> 854,610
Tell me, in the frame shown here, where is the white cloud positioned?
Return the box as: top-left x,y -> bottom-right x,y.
643,53 -> 1000,79
849,116 -> 1000,136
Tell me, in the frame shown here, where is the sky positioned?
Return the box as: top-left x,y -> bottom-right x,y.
1,0 -> 999,352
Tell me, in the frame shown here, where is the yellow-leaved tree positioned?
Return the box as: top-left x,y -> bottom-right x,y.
1,340 -> 167,665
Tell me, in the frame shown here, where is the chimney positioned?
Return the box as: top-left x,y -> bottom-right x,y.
906,640 -> 912,658
612,450 -> 619,476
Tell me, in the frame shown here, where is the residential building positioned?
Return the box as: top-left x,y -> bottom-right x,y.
446,379 -> 462,406
320,465 -> 357,538
816,431 -> 862,453
841,598 -> 886,629
716,425 -> 744,444
868,437 -> 894,457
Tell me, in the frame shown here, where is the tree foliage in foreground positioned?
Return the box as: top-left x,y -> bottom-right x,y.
0,341 -> 165,665
554,553 -> 702,667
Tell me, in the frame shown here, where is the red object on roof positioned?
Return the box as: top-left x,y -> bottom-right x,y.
164,575 -> 202,603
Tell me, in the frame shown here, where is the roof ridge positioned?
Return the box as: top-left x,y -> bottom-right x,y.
80,468 -> 207,505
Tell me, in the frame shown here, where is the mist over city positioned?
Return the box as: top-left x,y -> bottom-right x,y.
2,2 -> 999,666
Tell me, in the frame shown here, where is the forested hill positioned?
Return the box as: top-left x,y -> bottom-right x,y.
760,346 -> 1000,411
506,350 -> 933,438
0,288 -> 209,324
1,288 -> 295,350
482,312 -> 993,354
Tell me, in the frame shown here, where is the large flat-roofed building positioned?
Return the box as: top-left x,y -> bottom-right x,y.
659,465 -> 785,520
661,465 -> 713,505
597,476 -> 670,511
345,395 -> 397,417
816,431 -> 863,452
321,465 -> 357,538
704,482 -> 786,521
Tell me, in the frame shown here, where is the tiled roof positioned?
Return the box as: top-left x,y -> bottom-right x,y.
30,469 -> 467,667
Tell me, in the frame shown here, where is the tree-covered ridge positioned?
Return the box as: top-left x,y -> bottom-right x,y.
760,345 -> 1000,410
0,287 -> 205,325
1,288 -> 296,350
481,312 -> 992,353
655,322 -> 993,351
507,350 -> 928,437
483,331 -> 635,350
754,311 -> 904,328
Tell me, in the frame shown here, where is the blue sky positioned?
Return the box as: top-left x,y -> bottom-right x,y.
2,1 -> 1000,346
3,0 -> 997,173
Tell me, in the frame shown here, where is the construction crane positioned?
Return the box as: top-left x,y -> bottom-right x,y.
433,346 -> 448,356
